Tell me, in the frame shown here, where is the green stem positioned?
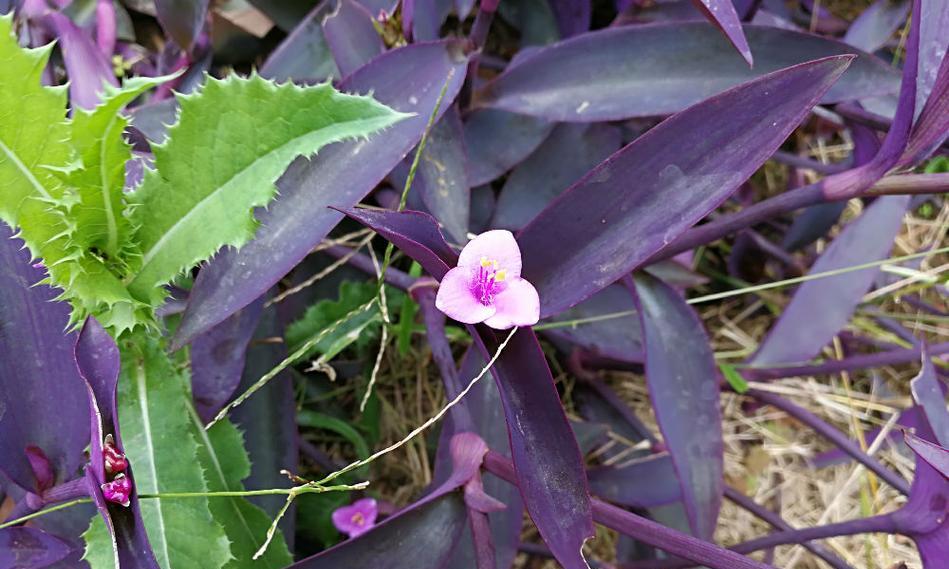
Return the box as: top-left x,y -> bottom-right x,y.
0,498 -> 92,529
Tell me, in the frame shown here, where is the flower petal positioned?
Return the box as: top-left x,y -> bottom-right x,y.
458,230 -> 522,278
483,278 -> 540,329
436,267 -> 496,324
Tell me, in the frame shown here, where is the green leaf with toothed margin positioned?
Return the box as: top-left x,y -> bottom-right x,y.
190,410 -> 292,569
117,335 -> 231,569
125,74 -> 410,306
81,515 -> 116,569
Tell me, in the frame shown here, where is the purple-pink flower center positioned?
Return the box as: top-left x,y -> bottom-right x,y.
470,256 -> 507,306
351,512 -> 366,526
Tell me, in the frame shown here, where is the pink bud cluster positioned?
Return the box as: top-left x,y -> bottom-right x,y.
100,434 -> 132,507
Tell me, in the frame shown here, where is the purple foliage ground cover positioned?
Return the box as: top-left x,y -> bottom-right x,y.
1,1 -> 948,568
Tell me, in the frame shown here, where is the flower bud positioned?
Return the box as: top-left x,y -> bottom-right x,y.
103,434 -> 129,475
101,473 -> 132,507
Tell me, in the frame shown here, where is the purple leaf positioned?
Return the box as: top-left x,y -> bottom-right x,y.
173,40 -> 469,348
631,273 -> 723,540
464,109 -> 553,187
154,0 -> 208,50
691,0 -> 753,66
414,107 -> 470,243
549,0 -> 590,38
476,24 -> 895,122
407,0 -> 453,41
259,1 -> 339,83
899,55 -> 949,168
322,0 -> 384,78
190,297 -> 264,423
290,494 -> 467,568
750,195 -> 910,365
542,284 -> 644,364
911,348 -> 949,447
0,527 -> 72,568
0,225 -> 88,493
588,453 -> 682,509
337,208 -> 457,279
43,12 -> 117,109
492,123 -> 621,231
844,0 -> 911,53
76,319 -> 160,569
915,0 -> 949,116
898,434 -> 949,567
905,432 -> 949,478
517,56 -> 853,318
470,327 -> 593,569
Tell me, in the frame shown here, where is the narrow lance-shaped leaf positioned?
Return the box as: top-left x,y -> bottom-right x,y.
414,107 -> 470,244
75,317 -> 160,569
42,12 -> 118,110
154,0 -> 209,50
476,24 -> 895,122
750,195 -> 910,365
464,109 -> 553,187
126,74 -> 409,307
0,225 -> 88,493
911,348 -> 949,447
692,0 -> 753,66
322,0 -> 384,77
631,272 -> 723,540
517,55 -> 853,318
174,40 -> 469,347
107,337 -> 231,569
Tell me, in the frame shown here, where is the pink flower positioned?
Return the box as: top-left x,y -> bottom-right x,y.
103,434 -> 129,475
101,473 -> 132,507
435,230 -> 540,329
332,498 -> 378,538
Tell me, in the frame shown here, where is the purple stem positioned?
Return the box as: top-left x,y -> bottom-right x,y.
652,173 -> 949,262
724,486 -> 852,569
461,0 -> 499,109
4,476 -> 90,522
738,342 -> 949,381
95,0 -> 117,56
622,515 -> 896,569
482,451 -> 777,569
468,506 -> 498,569
322,245 -> 416,290
748,389 -> 911,495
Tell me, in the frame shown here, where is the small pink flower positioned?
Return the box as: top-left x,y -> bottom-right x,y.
435,230 -> 540,329
332,498 -> 378,538
103,434 -> 129,475
101,473 -> 132,507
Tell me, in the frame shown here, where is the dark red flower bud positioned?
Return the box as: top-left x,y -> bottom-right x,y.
103,434 -> 128,475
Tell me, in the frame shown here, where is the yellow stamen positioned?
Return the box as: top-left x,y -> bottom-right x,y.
351,512 -> 365,525
480,256 -> 492,268
495,270 -> 506,282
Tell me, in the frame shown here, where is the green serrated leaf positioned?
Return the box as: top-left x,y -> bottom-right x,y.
118,336 -> 232,569
188,409 -> 293,569
125,74 -> 410,305
67,76 -> 174,260
286,281 -> 404,360
82,515 -> 118,569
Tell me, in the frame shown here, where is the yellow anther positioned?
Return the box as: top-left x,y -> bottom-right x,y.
480,256 -> 492,268
495,270 -> 507,282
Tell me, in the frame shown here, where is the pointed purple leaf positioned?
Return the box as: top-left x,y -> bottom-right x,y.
259,1 -> 339,83
691,0 -> 753,66
631,273 -> 723,540
154,0 -> 208,50
173,40 -> 469,348
898,434 -> 948,568
750,195 -> 910,365
190,298 -> 264,423
322,0 -> 384,78
900,55 -> 949,168
407,0 -> 453,41
414,107 -> 470,243
0,527 -> 71,568
0,226 -> 88,492
844,0 -> 911,53
476,24 -> 895,122
518,55 -> 853,318
43,12 -> 117,109
911,348 -> 949,447
588,453 -> 682,509
337,208 -> 457,279
464,109 -> 553,187
493,123 -> 621,231
75,317 -> 122,485
470,327 -> 594,569
916,0 -> 949,116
